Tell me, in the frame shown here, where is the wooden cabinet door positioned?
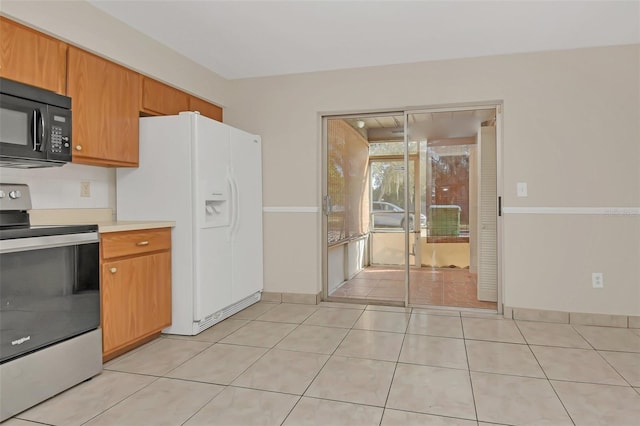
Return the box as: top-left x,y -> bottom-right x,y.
189,96 -> 223,122
0,17 -> 67,94
101,252 -> 171,355
102,258 -> 140,354
67,46 -> 140,167
138,251 -> 172,336
141,77 -> 189,116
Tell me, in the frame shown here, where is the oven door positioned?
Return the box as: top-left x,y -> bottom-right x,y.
0,93 -> 49,162
0,232 -> 100,364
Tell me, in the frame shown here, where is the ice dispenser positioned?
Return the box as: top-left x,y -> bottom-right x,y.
203,191 -> 229,227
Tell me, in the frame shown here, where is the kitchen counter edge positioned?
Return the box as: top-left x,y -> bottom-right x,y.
98,221 -> 176,234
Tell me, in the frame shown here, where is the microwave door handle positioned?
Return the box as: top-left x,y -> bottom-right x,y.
40,111 -> 45,149
32,110 -> 43,152
32,110 -> 38,151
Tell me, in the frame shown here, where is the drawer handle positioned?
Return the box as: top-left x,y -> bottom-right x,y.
136,241 -> 150,246
75,145 -> 82,151
110,267 -> 117,274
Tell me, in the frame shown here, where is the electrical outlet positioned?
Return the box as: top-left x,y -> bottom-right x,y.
592,272 -> 604,289
80,181 -> 91,198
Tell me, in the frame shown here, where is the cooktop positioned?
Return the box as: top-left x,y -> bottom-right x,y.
0,183 -> 98,240
0,224 -> 99,240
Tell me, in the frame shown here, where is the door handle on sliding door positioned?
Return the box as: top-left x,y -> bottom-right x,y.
323,195 -> 332,215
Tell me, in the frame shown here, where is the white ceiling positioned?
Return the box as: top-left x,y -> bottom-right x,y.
90,0 -> 639,80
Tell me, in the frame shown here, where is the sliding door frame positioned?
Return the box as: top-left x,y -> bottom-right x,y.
403,103 -> 503,312
321,102 -> 503,313
321,111 -> 404,304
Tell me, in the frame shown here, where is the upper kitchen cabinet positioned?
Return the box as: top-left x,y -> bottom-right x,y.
67,46 -> 140,167
140,77 -> 189,116
189,95 -> 223,122
0,17 -> 67,94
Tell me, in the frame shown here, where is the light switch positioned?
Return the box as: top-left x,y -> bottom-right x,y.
517,182 -> 528,197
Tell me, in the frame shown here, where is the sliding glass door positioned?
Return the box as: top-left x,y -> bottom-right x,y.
322,107 -> 500,311
324,114 -> 408,304
406,108 -> 499,309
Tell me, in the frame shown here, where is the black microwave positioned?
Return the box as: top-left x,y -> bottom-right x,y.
0,78 -> 72,168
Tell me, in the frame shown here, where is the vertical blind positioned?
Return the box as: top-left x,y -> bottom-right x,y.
477,125 -> 498,302
327,119 -> 369,245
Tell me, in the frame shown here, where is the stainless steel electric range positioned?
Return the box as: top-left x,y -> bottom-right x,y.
0,183 -> 102,421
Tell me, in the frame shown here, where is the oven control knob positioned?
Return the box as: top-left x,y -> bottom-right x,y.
0,190 -> 5,199
9,190 -> 22,199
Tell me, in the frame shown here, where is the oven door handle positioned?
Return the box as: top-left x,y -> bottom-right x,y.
0,232 -> 98,254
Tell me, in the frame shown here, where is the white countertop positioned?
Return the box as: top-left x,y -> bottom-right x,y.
97,220 -> 175,233
29,209 -> 175,233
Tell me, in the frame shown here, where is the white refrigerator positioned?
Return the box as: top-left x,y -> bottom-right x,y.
117,112 -> 263,335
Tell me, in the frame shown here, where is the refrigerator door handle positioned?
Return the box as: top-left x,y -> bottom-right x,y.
230,174 -> 240,235
227,174 -> 236,240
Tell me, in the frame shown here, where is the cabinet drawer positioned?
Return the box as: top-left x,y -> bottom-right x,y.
102,228 -> 171,259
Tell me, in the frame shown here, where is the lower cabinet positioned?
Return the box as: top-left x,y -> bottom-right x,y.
100,228 -> 172,362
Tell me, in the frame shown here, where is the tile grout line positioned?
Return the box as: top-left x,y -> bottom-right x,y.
572,323 -> 640,352
378,306 -> 412,425
286,394 -> 388,411
569,324 -> 599,352
103,334 -> 167,368
88,337 -> 221,425
379,406 -> 494,425
448,368 -> 638,387
278,306 -> 368,425
159,341 -> 219,374
276,394 -> 304,426
178,385 -> 230,426
210,323 -> 276,383
75,374 -> 164,425
593,349 -> 637,389
513,320 -> 576,426
460,316 -> 480,423
80,327 -> 220,422
183,304 -> 314,426
13,419 -> 55,426
174,303 -> 304,423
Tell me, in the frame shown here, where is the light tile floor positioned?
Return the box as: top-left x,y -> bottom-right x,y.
7,301 -> 640,426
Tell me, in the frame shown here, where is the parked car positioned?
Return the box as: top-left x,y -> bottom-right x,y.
371,201 -> 427,229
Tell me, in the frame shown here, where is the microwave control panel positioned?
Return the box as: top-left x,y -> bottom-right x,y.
51,126 -> 64,153
47,106 -> 71,158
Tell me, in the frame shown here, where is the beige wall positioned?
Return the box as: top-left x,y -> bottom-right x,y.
263,213 -> 320,294
504,214 -> 640,315
226,45 -> 640,315
0,0 -> 230,210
